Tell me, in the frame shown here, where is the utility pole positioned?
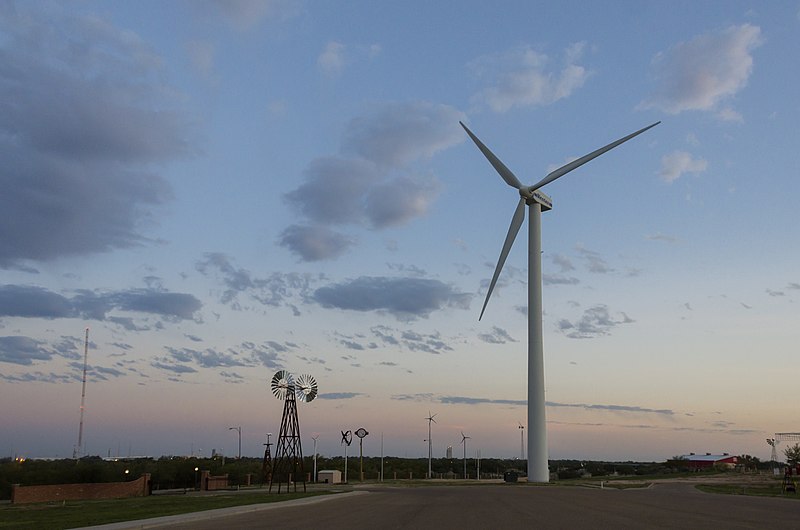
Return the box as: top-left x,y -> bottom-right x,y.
74,328 -> 90,459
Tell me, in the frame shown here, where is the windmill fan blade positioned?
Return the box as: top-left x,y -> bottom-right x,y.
270,370 -> 293,400
460,121 -> 523,190
528,121 -> 660,192
295,374 -> 318,402
480,197 -> 526,321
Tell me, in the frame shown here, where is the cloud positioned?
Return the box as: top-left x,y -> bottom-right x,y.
557,304 -> 634,339
365,175 -> 440,228
286,156 -> 378,225
282,102 -> 465,261
547,401 -> 674,415
0,336 -> 54,365
543,274 -> 580,286
279,225 -> 357,262
167,346 -> 250,369
0,284 -> 201,321
399,330 -> 453,354
150,361 -> 198,374
640,24 -> 762,115
196,0 -> 300,31
342,102 -> 466,168
550,254 -> 575,273
317,392 -> 363,400
477,326 -> 517,344
441,396 -> 526,406
0,371 -> 77,383
318,41 -> 346,75
576,246 -> 613,274
313,277 -> 471,320
0,334 -> 86,366
646,233 -> 679,243
659,151 -> 708,183
0,6 -> 192,267
470,42 -> 590,113
196,253 -> 322,305
370,325 -> 453,354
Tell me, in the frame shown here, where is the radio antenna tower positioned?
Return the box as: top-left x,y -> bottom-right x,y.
74,327 -> 89,459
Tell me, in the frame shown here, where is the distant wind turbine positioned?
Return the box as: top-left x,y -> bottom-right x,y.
460,431 -> 471,479
425,412 -> 437,479
461,120 -> 659,482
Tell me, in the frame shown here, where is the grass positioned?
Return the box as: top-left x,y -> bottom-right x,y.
0,490 -> 333,530
696,483 -> 799,498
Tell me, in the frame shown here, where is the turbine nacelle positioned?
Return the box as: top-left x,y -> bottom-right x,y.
524,188 -> 552,211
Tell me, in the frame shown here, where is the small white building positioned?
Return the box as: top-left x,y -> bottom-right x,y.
317,469 -> 342,484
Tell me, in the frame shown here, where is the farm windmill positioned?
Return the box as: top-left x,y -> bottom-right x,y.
269,370 -> 317,493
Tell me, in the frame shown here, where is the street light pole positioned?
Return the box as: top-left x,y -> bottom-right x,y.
312,434 -> 319,483
229,426 -> 242,459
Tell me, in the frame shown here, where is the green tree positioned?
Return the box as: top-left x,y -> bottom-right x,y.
784,443 -> 800,466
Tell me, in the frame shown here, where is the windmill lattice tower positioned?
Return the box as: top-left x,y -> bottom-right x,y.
269,371 -> 317,493
261,433 -> 273,485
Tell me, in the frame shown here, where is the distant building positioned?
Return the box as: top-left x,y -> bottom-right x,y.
318,470 -> 342,484
446,446 -> 453,459
679,453 -> 738,470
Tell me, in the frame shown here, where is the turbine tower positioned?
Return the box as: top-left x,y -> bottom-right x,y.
461,431 -> 471,479
425,412 -> 437,479
461,120 -> 659,482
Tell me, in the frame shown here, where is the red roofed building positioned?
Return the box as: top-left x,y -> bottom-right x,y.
680,453 -> 738,470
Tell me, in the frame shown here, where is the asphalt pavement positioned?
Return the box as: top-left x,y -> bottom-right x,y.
82,481 -> 800,530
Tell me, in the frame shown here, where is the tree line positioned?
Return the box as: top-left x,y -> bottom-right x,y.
3,446 -> 797,500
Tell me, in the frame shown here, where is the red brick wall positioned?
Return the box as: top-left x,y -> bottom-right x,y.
200,470 -> 229,491
11,474 -> 150,504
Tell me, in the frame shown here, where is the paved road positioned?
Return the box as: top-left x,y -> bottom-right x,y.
105,482 -> 799,530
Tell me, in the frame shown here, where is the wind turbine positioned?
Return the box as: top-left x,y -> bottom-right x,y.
460,431 -> 471,479
461,120 -> 659,482
425,412 -> 437,479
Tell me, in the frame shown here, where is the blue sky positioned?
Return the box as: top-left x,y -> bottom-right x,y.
2,0 -> 799,462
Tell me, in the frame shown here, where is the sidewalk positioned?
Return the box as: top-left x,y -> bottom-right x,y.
81,490 -> 366,529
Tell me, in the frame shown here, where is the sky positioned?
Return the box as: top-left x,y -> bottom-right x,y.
1,0 -> 799,463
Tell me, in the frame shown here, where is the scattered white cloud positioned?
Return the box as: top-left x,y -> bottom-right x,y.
477,326 -> 516,344
576,246 -> 613,274
470,42 -> 590,113
640,24 -> 762,115
659,151 -> 708,183
317,41 -> 346,76
557,304 -> 634,339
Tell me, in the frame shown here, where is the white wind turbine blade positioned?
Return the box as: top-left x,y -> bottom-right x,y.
479,197 -> 526,321
460,121 -> 523,190
527,121 -> 660,192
